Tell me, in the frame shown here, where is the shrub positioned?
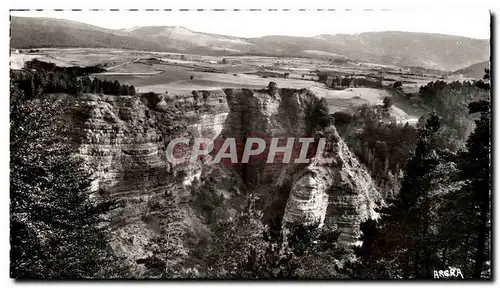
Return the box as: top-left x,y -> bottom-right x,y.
192,90 -> 199,101
267,81 -> 278,93
333,111 -> 354,126
202,91 -> 210,101
307,98 -> 332,132
383,96 -> 393,109
190,75 -> 194,80
393,81 -> 402,89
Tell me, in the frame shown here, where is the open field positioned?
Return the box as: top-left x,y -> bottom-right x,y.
11,48 -> 465,123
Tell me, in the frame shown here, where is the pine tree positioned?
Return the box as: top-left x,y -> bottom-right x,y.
10,81 -> 120,279
140,193 -> 188,278
307,98 -> 332,132
362,113 -> 446,279
204,196 -> 268,279
459,69 -> 491,279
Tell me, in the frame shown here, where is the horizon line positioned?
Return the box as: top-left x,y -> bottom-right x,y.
10,14 -> 491,41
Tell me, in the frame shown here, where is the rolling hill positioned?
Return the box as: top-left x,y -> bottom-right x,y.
10,16 -> 490,71
452,60 -> 490,78
10,16 -> 175,52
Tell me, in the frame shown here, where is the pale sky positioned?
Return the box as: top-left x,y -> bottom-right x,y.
11,9 -> 491,39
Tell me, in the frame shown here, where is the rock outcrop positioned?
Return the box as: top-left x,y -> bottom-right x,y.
65,87 -> 382,274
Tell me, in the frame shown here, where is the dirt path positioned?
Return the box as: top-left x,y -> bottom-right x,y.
106,58 -> 140,71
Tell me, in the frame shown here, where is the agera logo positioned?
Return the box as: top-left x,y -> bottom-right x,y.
433,268 -> 464,279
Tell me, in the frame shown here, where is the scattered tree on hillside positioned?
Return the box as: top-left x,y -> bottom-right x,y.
204,195 -> 350,279
383,96 -> 393,109
442,68 -> 491,279
306,98 -> 332,133
355,113 -> 450,279
417,79 -> 488,142
267,81 -> 278,94
192,90 -> 199,101
10,61 -> 136,97
139,193 -> 188,278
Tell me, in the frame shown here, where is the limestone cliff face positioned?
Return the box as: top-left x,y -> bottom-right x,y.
68,91 -> 235,274
219,88 -> 382,246
281,128 -> 383,245
66,87 -> 382,273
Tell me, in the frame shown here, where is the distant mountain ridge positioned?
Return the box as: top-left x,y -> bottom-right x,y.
11,16 -> 490,70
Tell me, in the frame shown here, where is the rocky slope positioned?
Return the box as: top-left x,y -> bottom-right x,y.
65,87 -> 382,274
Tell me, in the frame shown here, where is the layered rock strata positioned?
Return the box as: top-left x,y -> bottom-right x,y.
64,87 -> 382,272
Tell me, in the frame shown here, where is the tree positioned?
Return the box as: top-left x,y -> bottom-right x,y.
267,81 -> 278,94
113,80 -> 122,96
204,197 -> 268,279
398,113 -> 444,278
393,81 -> 402,89
306,98 -> 332,132
139,193 -> 189,278
457,69 -> 491,279
283,72 -> 290,79
129,86 -> 136,96
360,113 -> 447,279
383,96 -> 393,109
10,81 -> 120,279
204,194 -> 350,279
192,90 -> 199,101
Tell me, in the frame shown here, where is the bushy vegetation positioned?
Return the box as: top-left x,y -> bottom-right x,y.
333,106 -> 418,198
10,77 -> 125,279
317,73 -> 384,89
11,60 -> 136,97
382,96 -> 393,109
417,79 -> 488,141
306,98 -> 332,133
267,81 -> 278,93
201,197 -> 351,279
354,70 -> 491,279
138,193 -> 189,278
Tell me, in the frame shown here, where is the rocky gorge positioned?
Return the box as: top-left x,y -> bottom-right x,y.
65,87 -> 384,274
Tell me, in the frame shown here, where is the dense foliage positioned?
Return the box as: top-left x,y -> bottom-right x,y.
201,197 -> 352,279
10,78 -> 124,279
354,70 -> 491,280
417,79 -> 488,142
306,97 -> 332,133
333,106 -> 418,198
137,193 -> 189,278
11,60 -> 136,97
